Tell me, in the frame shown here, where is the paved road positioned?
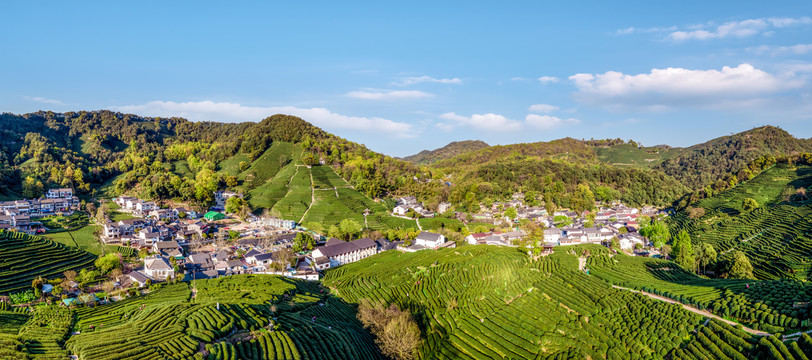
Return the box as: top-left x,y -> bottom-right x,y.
612,285 -> 770,336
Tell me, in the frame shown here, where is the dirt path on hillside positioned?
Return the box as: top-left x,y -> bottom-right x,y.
298,168 -> 315,224
612,285 -> 770,336
720,227 -> 769,256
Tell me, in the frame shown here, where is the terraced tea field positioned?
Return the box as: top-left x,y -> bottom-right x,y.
670,164 -> 812,280
0,230 -> 96,295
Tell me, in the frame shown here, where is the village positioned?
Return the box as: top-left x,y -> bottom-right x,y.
5,186 -> 669,307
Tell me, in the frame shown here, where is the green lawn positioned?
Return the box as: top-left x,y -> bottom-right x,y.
218,152 -> 251,176
42,225 -> 126,256
172,160 -> 195,179
418,217 -> 465,232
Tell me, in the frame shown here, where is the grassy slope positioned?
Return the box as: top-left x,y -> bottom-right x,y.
670,163 -> 812,280
232,143 -> 419,229
594,143 -> 684,169
218,153 -> 250,177
42,225 -> 108,256
240,142 -> 297,186
270,166 -> 312,221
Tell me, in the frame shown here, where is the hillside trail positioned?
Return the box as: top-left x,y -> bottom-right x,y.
719,227 -> 770,256
298,168 -> 315,224
611,285 -> 770,337
581,254 -> 769,337
416,219 -> 422,231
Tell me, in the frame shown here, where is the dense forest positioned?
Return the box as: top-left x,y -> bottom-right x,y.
400,140 -> 489,165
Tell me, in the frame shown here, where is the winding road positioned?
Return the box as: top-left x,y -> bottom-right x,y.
579,256 -> 770,337
611,285 -> 770,336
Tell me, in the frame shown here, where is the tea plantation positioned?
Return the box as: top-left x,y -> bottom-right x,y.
589,253 -> 812,333
1,245 -> 812,359
0,230 -> 96,295
322,245 -> 811,359
670,163 -> 812,280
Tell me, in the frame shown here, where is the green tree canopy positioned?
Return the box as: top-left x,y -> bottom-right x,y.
94,253 -> 122,274
292,232 -> 316,252
672,231 -> 695,272
728,251 -> 754,279
640,220 -> 669,248
742,197 -> 758,212
503,207 -> 518,221
338,219 -> 364,240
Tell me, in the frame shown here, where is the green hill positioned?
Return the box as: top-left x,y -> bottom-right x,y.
594,143 -> 684,169
401,140 -> 489,165
656,126 -> 812,190
669,162 -> 812,280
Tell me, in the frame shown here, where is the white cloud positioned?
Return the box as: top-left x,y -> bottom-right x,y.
113,100 -> 415,137
393,75 -> 462,86
525,114 -> 580,130
669,17 -> 812,41
439,111 -> 579,132
346,89 -> 434,100
511,77 -> 529,82
569,64 -> 805,110
440,112 -> 522,132
748,44 -> 812,56
783,63 -> 812,73
528,104 -> 559,113
537,76 -> 559,84
26,96 -> 63,105
614,26 -> 678,35
435,122 -> 455,132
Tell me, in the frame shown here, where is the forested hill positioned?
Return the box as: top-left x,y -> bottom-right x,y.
654,126 -> 812,190
2,110 -> 809,215
401,140 -> 489,164
0,111 -> 429,204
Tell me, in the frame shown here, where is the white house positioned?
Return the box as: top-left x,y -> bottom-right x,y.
144,256 -> 175,281
414,231 -> 445,248
543,229 -> 561,243
138,227 -> 160,246
311,238 -> 377,267
46,188 -> 73,199
393,205 -> 409,216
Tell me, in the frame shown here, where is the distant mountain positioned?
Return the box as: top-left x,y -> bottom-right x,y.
401,140 -> 489,165
654,126 -> 812,189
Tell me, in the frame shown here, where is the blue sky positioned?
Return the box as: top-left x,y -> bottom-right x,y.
2,1 -> 811,156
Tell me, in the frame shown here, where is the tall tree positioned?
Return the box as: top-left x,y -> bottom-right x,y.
697,243 -> 717,275
728,251 -> 754,279
640,220 -> 669,248
338,219 -> 363,240
672,231 -> 696,272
